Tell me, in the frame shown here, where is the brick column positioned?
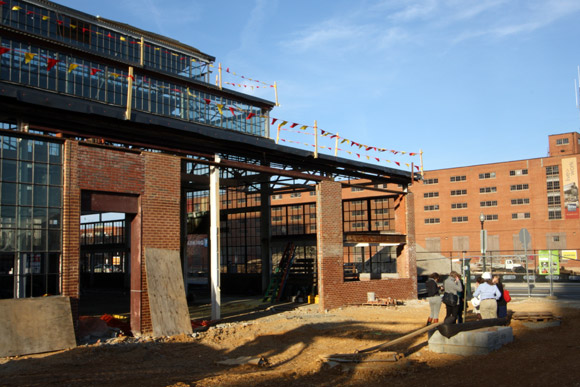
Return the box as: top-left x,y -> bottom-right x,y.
316,180 -> 343,311
61,140 -> 81,322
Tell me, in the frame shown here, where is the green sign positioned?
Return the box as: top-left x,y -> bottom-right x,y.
538,250 -> 560,275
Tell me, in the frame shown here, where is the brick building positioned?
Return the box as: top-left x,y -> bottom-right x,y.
0,0 -> 417,337
411,132 -> 580,274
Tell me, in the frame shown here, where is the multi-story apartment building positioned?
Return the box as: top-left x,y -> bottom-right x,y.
411,132 -> 580,273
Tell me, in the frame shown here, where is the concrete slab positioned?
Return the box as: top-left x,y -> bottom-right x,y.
0,296 -> 77,357
429,326 -> 513,356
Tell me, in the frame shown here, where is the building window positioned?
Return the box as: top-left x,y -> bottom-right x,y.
424,192 -> 439,198
480,200 -> 498,207
484,214 -> 498,221
309,191 -> 316,196
351,187 -> 364,192
547,181 -> 560,190
0,134 -> 63,299
272,194 -> 283,200
556,138 -> 570,145
450,175 -> 466,182
424,218 -> 440,224
510,184 -> 529,191
512,212 -> 531,220
451,203 -> 467,209
546,165 -> 559,176
290,192 -> 302,198
374,183 -> 387,189
479,172 -> 496,179
451,216 -> 468,223
511,198 -> 530,205
510,169 -> 528,176
290,215 -> 302,221
424,205 -> 440,211
479,187 -> 497,194
351,210 -> 365,216
423,178 -> 438,185
374,208 -> 389,214
450,189 -> 467,196
352,222 -> 366,229
547,195 -> 561,206
548,209 -> 562,220
553,236 -> 560,242
272,216 -> 283,222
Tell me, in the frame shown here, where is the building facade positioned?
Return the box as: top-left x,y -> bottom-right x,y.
411,132 -> 580,274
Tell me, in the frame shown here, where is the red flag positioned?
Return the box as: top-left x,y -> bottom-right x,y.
226,68 -> 230,72
290,123 -> 298,128
330,135 -> 337,139
246,112 -> 255,120
395,161 -> 400,166
271,118 -> 278,125
229,107 -> 235,116
56,20 -> 63,25
203,98 -> 211,104
0,1 -> 7,4
90,68 -> 102,76
320,130 -> 326,135
409,152 -> 416,156
375,157 -> 380,162
356,154 -> 360,158
415,165 -> 420,170
46,58 -> 60,71
0,47 -> 10,55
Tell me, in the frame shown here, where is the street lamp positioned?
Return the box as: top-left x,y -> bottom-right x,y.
479,213 -> 487,272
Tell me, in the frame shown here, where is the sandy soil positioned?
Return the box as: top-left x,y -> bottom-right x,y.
1,297 -> 579,387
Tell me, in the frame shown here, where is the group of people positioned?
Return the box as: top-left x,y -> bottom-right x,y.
425,271 -> 508,325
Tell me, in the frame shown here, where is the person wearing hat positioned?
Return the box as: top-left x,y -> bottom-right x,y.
472,272 -> 501,319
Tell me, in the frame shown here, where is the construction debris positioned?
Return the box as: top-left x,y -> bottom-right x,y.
362,297 -> 400,306
216,356 -> 270,367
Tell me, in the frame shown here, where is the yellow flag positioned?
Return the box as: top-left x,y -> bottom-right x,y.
279,121 -> 288,127
24,53 -> 36,64
300,125 -> 308,130
67,63 -> 78,73
70,24 -> 76,29
12,6 -> 22,11
42,16 -> 50,20
216,104 -> 224,115
120,37 -> 126,41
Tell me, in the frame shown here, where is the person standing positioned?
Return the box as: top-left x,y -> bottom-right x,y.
473,272 -> 501,319
426,273 -> 442,325
443,271 -> 462,324
471,277 -> 484,320
493,275 -> 508,318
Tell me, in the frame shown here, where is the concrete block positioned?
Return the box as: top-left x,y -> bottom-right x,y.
429,326 -> 513,356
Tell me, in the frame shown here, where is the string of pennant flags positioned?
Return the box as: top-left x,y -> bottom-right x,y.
5,3 -> 276,89
3,3 -> 421,171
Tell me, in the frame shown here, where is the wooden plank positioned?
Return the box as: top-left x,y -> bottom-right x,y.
145,248 -> 193,337
0,297 -> 76,357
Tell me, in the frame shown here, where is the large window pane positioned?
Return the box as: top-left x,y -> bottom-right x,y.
33,185 -> 47,207
2,137 -> 18,159
34,163 -> 48,184
1,205 -> 16,228
1,182 -> 17,205
49,164 -> 62,185
18,162 -> 33,183
19,184 -> 33,206
48,186 -> 61,207
1,159 -> 17,182
19,139 -> 33,161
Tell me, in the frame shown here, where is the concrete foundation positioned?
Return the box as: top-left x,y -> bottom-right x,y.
429,326 -> 513,356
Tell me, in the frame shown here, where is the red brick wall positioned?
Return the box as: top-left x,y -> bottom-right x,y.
61,142 -> 181,335
317,181 -> 416,311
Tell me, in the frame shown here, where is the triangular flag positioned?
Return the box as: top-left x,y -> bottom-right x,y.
409,152 -> 416,156
226,68 -> 230,72
0,47 -> 11,55
24,53 -> 36,64
203,98 -> 211,105
300,125 -> 308,130
375,157 -> 380,162
67,63 -> 78,73
246,112 -> 255,120
12,6 -> 22,11
395,161 -> 400,166
341,139 -> 348,144
279,121 -> 288,127
120,37 -> 126,41
42,16 -> 50,20
46,58 -> 60,71
229,107 -> 235,116
290,123 -> 298,128
271,118 -> 278,125
216,104 -> 224,115
90,68 -> 102,76
320,130 -> 326,135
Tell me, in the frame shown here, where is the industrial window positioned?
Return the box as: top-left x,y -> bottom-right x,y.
511,198 -> 530,205
450,175 -> 466,182
290,192 -> 302,198
424,205 -> 439,211
272,194 -> 283,200
556,138 -> 569,145
351,187 -> 364,192
548,209 -> 562,220
0,133 -> 63,299
480,200 -> 497,207
484,214 -> 498,221
272,216 -> 282,222
510,184 -> 529,191
451,203 -> 467,209
479,187 -> 497,194
343,245 -> 396,275
546,166 -> 559,176
343,197 -> 393,232
423,178 -> 438,185
547,181 -> 560,190
424,218 -> 440,224
351,210 -> 365,216
547,195 -> 561,206
450,189 -> 467,196
424,192 -> 439,198
451,216 -> 468,223
510,169 -> 528,176
479,172 -> 496,179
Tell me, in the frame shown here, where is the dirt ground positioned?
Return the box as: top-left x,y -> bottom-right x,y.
1,297 -> 580,387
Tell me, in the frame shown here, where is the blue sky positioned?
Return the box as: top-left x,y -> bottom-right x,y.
53,0 -> 580,171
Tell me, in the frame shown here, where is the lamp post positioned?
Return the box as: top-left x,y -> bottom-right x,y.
479,213 -> 487,272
